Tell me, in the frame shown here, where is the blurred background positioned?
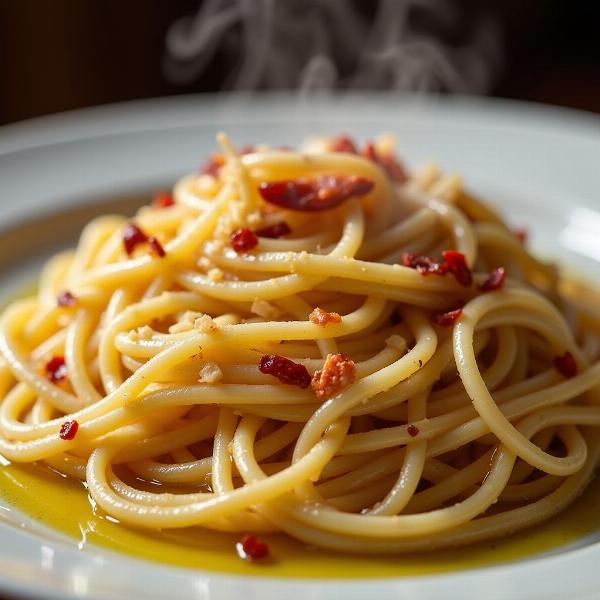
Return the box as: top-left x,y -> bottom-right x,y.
1,0 -> 599,126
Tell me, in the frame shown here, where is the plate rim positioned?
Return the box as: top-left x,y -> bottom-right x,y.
1,91 -> 600,600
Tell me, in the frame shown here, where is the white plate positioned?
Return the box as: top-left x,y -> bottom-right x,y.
0,92 -> 600,600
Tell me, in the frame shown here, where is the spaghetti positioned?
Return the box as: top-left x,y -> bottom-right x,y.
0,132 -> 599,555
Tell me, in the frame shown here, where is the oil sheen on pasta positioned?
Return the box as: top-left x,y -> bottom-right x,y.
1,458 -> 600,578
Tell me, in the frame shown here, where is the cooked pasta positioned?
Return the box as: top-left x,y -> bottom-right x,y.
0,132 -> 599,556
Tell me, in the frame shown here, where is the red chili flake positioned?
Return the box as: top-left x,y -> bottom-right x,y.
407,424 -> 420,437
514,227 -> 528,245
311,353 -> 356,399
554,351 -> 578,378
237,534 -> 269,561
258,175 -> 374,212
254,221 -> 292,239
59,420 -> 79,441
442,250 -> 473,287
200,146 -> 255,177
46,356 -> 67,383
148,236 -> 166,258
479,267 -> 506,292
231,227 -> 259,253
152,191 -> 175,209
331,134 -> 358,154
57,290 -> 77,307
200,152 -> 225,177
432,307 -> 463,327
363,142 -> 408,183
258,354 -> 311,388
237,144 -> 255,156
401,253 -> 448,276
123,223 -> 149,256
309,307 -> 342,326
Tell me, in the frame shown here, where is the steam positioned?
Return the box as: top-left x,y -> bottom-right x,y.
164,0 -> 503,94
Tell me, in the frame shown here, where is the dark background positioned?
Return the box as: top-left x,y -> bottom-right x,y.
1,0 -> 599,126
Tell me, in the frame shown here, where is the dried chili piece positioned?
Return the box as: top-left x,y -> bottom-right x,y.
254,221 -> 292,239
401,253 -> 448,276
432,307 -> 463,327
554,351 -> 578,378
514,227 -> 528,245
258,175 -> 374,212
46,356 -> 67,383
442,250 -> 473,287
152,191 -> 175,209
148,236 -> 166,258
363,142 -> 408,183
59,420 -> 79,441
479,267 -> 506,292
407,424 -> 420,437
238,534 -> 269,560
57,290 -> 77,307
123,223 -> 148,256
200,146 -> 254,177
259,354 -> 311,388
231,228 -> 259,253
331,134 -> 358,154
200,152 -> 225,177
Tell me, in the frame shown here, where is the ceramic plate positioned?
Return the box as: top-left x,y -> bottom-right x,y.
1,92 -> 600,600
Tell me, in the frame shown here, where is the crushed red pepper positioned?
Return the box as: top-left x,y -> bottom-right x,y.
441,250 -> 473,287
123,223 -> 167,258
331,134 -> 358,154
57,290 -> 77,307
152,191 -> 175,209
514,227 -> 528,245
479,267 -> 506,292
362,142 -> 408,183
238,534 -> 269,560
59,420 -> 79,441
432,307 -> 463,327
407,424 -> 420,437
148,236 -> 166,258
402,253 -> 448,276
258,175 -> 374,212
200,146 -> 255,177
259,354 -> 311,388
254,221 -> 292,239
230,228 -> 259,253
123,223 -> 149,256
554,351 -> 578,378
200,152 -> 226,177
46,356 -> 67,383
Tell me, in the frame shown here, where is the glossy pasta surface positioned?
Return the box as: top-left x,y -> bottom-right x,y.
1,133 -> 599,554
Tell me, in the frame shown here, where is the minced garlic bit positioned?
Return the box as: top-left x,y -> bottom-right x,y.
385,334 -> 407,354
309,307 -> 342,326
251,298 -> 282,320
247,211 -> 261,226
311,353 -> 356,399
127,325 -> 155,341
197,256 -> 214,271
208,268 -> 224,282
169,311 -> 204,334
198,361 -> 223,384
204,239 -> 225,257
195,314 -> 219,333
